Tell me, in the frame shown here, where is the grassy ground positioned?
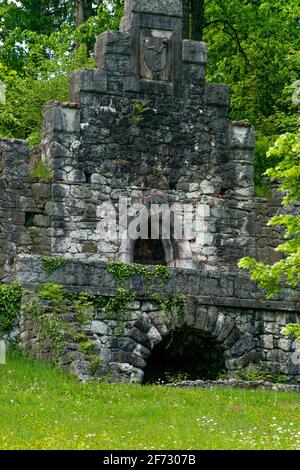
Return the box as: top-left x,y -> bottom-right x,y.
0,352 -> 299,450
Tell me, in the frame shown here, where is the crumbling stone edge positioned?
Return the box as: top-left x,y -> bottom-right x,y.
166,379 -> 300,392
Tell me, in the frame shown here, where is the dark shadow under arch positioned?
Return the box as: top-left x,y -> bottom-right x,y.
143,327 -> 226,384
133,238 -> 167,265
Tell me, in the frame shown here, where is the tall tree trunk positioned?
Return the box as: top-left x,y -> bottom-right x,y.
191,0 -> 205,41
76,0 -> 93,26
182,0 -> 191,39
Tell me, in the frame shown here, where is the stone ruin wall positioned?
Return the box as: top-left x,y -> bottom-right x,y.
16,256 -> 300,383
0,0 -> 287,280
0,132 -> 286,282
0,0 -> 299,383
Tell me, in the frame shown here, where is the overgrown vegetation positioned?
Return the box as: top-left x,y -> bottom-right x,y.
235,363 -> 288,384
0,260 -> 184,373
283,324 -> 300,341
22,283 -> 102,370
42,257 -> 68,274
22,292 -> 67,363
0,283 -> 22,338
29,161 -> 52,181
239,131 -> 300,298
107,260 -> 171,285
106,261 -> 184,335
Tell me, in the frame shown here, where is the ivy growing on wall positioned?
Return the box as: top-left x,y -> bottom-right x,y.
23,284 -> 103,371
0,261 -> 186,376
107,261 -> 171,286
106,261 -> 185,335
283,324 -> 300,341
150,293 -> 186,329
0,283 -> 22,338
42,257 -> 68,274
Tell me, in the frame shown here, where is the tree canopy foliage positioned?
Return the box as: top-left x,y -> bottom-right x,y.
239,128 -> 300,297
0,1 -> 299,296
0,0 -> 299,179
0,0 -> 122,144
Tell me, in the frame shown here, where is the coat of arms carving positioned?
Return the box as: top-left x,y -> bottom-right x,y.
140,29 -> 173,82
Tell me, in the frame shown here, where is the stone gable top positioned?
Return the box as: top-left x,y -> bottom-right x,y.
123,0 -> 183,18
90,0 -> 208,97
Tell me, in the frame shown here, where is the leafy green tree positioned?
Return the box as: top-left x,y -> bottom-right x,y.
0,0 -> 299,177
0,1 -> 123,143
239,128 -> 300,298
182,1 -> 300,191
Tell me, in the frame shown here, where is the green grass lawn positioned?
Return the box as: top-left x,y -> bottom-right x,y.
0,352 -> 299,450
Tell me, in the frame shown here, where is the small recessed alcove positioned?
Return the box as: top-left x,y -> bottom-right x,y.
133,238 -> 167,266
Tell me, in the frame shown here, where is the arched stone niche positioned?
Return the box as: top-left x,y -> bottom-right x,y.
108,304 -> 260,384
118,213 -> 194,268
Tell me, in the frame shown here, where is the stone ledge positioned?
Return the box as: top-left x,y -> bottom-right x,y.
166,379 -> 300,393
13,255 -> 300,312
183,40 -> 208,64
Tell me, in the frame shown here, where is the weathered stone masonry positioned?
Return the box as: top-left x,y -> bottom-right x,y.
16,256 -> 300,383
0,0 -> 299,382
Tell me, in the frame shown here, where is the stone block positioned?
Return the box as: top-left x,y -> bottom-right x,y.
129,327 -> 152,349
70,69 -> 108,102
32,214 -> 51,228
123,0 -> 182,17
31,183 -> 51,199
95,31 -> 131,69
231,333 -> 256,357
229,125 -> 256,150
147,326 -> 162,346
204,307 -> 219,334
90,321 -> 110,336
183,40 -> 207,64
43,103 -> 80,136
205,84 -> 230,107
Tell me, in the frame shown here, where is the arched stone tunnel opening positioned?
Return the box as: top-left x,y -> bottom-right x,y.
143,327 -> 226,384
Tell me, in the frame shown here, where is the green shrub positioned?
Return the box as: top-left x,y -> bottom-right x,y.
283,324 -> 300,341
235,363 -> 288,384
30,161 -> 52,182
0,283 -> 22,336
42,257 -> 67,274
39,283 -> 66,302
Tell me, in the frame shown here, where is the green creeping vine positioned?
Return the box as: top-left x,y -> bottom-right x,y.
22,284 -> 104,373
69,288 -> 136,338
150,293 -> 186,349
22,291 -> 67,363
283,324 -> 300,341
29,283 -> 137,366
0,261 -> 185,374
39,283 -> 65,301
107,261 -> 171,286
42,257 -> 68,275
0,283 -> 22,338
106,261 -> 185,334
150,293 -> 186,327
